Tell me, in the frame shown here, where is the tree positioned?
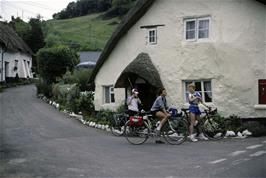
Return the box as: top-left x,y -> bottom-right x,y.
37,45 -> 79,84
27,16 -> 45,53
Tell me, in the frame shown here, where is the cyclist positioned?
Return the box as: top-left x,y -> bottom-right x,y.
127,88 -> 141,116
151,88 -> 171,144
187,83 -> 209,142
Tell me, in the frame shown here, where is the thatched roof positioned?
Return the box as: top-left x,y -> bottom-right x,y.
89,0 -> 265,84
89,0 -> 155,83
115,53 -> 163,88
0,22 -> 32,54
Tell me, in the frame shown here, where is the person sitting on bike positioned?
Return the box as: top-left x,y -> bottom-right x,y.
151,88 -> 171,144
127,88 -> 142,116
188,83 -> 209,142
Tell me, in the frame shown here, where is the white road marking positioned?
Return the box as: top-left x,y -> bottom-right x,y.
8,158 -> 27,165
232,158 -> 250,166
250,151 -> 266,157
194,165 -> 201,169
209,158 -> 227,164
229,150 -> 246,157
246,144 -> 263,150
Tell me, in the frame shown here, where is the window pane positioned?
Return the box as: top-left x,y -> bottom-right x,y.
186,31 -> 195,40
204,81 -> 212,92
105,87 -> 110,103
204,92 -> 212,102
186,21 -> 196,30
198,19 -> 209,39
110,87 -> 114,92
195,82 -> 201,92
186,21 -> 196,40
111,93 -> 115,103
198,19 -> 209,30
198,29 -> 209,39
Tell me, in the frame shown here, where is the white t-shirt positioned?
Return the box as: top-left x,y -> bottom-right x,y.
127,96 -> 139,112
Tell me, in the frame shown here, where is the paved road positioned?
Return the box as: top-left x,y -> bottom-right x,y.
0,85 -> 266,178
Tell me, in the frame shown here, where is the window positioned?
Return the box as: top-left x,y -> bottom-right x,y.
184,80 -> 212,103
104,86 -> 115,104
184,17 -> 210,41
259,80 -> 266,104
14,60 -> 18,68
148,28 -> 157,44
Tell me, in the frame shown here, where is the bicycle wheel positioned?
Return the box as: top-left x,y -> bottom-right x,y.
125,120 -> 149,145
163,118 -> 188,145
202,117 -> 228,140
110,114 -> 126,136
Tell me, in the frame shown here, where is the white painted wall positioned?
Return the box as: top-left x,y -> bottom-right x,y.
0,49 -> 32,82
94,0 -> 266,117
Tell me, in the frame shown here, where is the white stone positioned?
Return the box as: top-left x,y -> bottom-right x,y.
242,129 -> 252,136
226,131 -> 236,137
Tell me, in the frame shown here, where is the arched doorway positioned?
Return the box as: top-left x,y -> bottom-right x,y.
115,53 -> 163,110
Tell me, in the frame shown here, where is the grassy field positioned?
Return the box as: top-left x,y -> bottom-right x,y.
43,14 -> 120,51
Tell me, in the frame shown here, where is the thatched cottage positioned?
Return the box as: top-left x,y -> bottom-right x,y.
0,22 -> 33,83
90,0 -> 266,118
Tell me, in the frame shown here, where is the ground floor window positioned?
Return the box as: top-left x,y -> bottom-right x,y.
259,79 -> 266,104
184,80 -> 212,103
104,85 -> 115,104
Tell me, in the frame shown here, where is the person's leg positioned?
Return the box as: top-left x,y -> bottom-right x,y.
154,111 -> 168,144
155,111 -> 169,131
189,112 -> 198,142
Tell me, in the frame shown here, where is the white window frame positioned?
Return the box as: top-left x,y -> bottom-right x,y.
104,85 -> 115,104
184,17 -> 211,42
183,80 -> 212,103
148,28 -> 157,45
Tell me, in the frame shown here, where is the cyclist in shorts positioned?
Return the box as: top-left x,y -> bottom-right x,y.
151,88 -> 171,144
188,83 -> 209,142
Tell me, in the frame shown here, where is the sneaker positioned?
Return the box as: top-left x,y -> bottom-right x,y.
189,135 -> 198,142
198,133 -> 209,141
155,140 -> 165,144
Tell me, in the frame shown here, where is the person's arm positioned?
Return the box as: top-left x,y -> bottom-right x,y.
188,93 -> 197,102
159,98 -> 170,115
127,96 -> 133,105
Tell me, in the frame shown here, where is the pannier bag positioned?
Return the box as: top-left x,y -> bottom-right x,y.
129,116 -> 143,126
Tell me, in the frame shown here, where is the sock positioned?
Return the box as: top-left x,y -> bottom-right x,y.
156,122 -> 162,131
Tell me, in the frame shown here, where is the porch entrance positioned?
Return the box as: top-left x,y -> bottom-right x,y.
115,53 -> 163,111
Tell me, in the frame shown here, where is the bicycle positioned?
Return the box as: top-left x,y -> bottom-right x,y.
124,111 -> 188,145
181,107 -> 229,140
110,112 -> 129,136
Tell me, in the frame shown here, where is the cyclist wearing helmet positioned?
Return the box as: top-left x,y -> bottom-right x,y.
127,88 -> 141,116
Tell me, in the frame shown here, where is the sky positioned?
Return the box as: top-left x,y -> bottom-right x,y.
0,0 -> 75,22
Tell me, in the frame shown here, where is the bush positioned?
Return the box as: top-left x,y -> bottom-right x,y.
61,69 -> 92,91
96,109 -> 114,123
36,78 -> 52,97
79,91 -> 95,116
37,45 -> 79,84
242,121 -> 266,137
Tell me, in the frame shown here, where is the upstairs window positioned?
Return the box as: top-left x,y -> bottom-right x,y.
184,80 -> 212,103
184,17 -> 210,41
148,28 -> 157,44
104,86 -> 115,104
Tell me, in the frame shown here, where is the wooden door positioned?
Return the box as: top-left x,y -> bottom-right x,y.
259,80 -> 266,104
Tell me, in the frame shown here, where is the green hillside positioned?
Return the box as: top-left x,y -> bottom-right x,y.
42,13 -> 120,51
